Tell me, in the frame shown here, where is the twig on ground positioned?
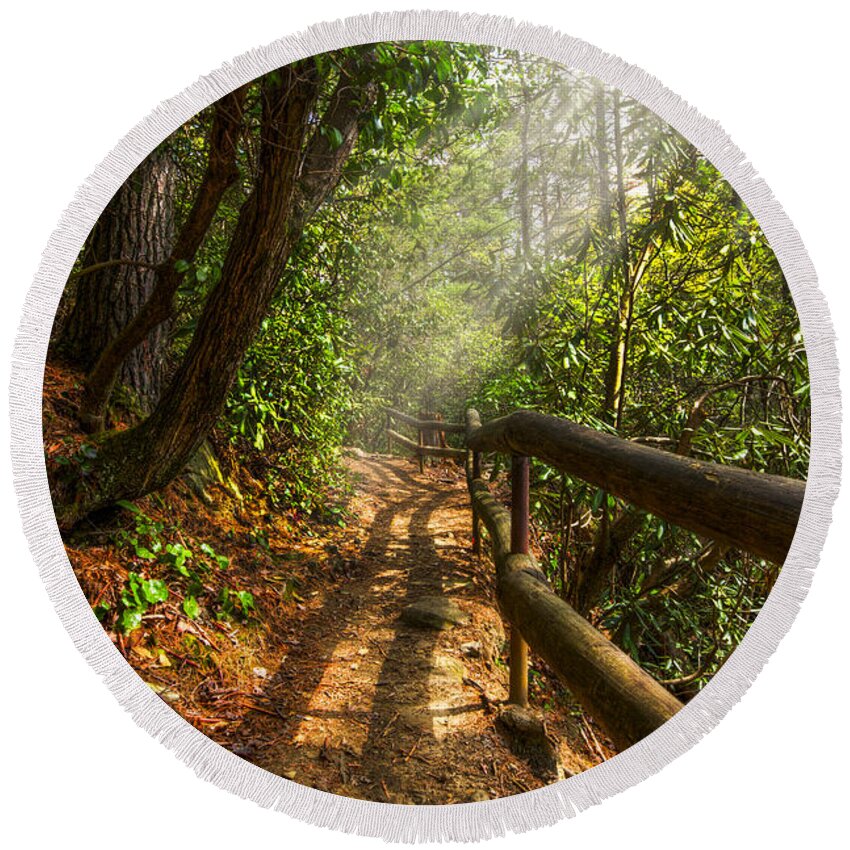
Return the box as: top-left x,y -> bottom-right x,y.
380,710 -> 400,737
404,733 -> 424,762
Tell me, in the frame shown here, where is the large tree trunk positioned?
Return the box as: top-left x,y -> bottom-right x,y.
57,148 -> 176,411
77,88 -> 247,432
594,82 -> 624,432
51,60 -> 373,528
606,91 -> 632,431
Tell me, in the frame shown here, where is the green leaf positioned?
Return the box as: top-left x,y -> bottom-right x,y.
324,126 -> 344,149
117,609 -> 143,633
116,500 -> 142,515
140,578 -> 168,604
236,590 -> 255,612
182,596 -> 199,619
591,488 -> 605,511
164,542 -> 192,571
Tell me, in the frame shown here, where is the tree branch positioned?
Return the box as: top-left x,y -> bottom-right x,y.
293,56 -> 378,230
68,258 -> 163,281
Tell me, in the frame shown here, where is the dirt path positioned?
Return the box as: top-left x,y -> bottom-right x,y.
232,453 -> 601,803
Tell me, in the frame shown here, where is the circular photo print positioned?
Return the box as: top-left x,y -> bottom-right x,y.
42,40 -> 809,810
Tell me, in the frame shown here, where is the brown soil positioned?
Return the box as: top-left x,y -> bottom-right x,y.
229,453 -> 605,803
46,362 -> 608,805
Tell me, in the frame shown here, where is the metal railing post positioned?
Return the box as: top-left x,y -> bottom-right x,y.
509,454 -> 530,707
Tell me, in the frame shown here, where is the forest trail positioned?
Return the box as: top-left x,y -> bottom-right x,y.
232,453 -> 602,803
40,37 -> 810,824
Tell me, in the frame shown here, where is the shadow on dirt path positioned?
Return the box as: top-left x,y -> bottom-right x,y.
230,453 -> 599,803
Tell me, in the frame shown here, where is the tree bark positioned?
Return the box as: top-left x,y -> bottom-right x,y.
77,87 -> 247,432
56,147 -> 177,410
593,81 -> 611,234
517,60 -> 533,268
606,91 -> 632,431
574,508 -> 645,614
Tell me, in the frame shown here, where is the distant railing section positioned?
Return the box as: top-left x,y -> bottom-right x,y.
384,407 -> 466,472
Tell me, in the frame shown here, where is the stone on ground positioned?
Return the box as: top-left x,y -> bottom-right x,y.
400,595 -> 470,630
497,704 -> 561,781
426,655 -> 467,681
460,640 -> 482,658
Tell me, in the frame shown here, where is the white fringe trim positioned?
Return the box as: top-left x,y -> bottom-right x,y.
8,10 -> 840,843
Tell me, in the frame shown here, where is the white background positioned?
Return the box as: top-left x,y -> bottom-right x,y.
2,2 -> 847,847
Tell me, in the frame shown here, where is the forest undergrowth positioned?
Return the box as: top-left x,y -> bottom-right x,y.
45,362 -> 605,801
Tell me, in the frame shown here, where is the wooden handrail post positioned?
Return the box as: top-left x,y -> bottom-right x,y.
472,450 -> 482,556
417,428 -> 424,473
464,409 -> 682,746
509,454 -> 530,707
386,410 -> 391,454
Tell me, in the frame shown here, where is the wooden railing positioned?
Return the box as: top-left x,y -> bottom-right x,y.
380,404 -> 805,748
384,407 -> 466,472
467,410 -> 804,564
463,408 -> 806,750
